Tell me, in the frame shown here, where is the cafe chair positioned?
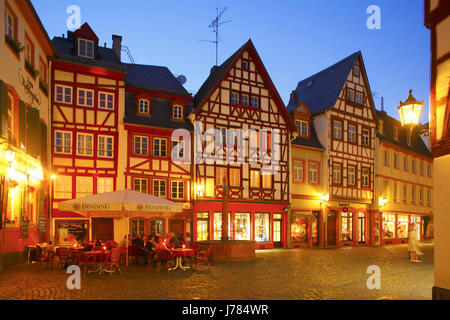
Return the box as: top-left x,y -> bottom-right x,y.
128,245 -> 143,265
36,245 -> 54,268
102,248 -> 122,277
155,249 -> 173,273
72,251 -> 97,275
55,247 -> 71,268
196,245 -> 213,271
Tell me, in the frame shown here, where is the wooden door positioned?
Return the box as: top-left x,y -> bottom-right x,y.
169,219 -> 184,237
327,211 -> 337,246
92,218 -> 114,242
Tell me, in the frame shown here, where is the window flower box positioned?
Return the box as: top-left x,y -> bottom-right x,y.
5,34 -> 23,58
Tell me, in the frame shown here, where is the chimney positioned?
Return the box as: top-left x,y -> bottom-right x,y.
112,35 -> 122,61
289,90 -> 298,106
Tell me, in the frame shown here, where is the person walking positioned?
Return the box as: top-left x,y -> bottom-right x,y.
409,223 -> 423,262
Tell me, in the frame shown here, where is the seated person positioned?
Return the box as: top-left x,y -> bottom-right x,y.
178,233 -> 186,244
168,232 -> 180,248
144,235 -> 157,263
156,237 -> 170,250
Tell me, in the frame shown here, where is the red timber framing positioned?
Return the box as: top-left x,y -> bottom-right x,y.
50,60 -> 125,219
192,40 -> 296,249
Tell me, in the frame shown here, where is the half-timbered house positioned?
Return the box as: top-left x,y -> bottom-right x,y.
50,23 -> 126,245
288,51 -> 377,247
190,40 -> 297,249
123,63 -> 193,240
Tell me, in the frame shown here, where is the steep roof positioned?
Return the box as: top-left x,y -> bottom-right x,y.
376,110 -> 432,159
287,52 -> 360,115
124,63 -> 190,97
292,121 -> 324,150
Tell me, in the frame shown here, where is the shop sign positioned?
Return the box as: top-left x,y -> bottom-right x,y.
38,216 -> 47,234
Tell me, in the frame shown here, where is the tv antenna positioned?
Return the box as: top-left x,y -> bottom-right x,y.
199,7 -> 232,66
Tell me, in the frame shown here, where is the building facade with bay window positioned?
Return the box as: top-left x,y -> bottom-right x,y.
0,0 -> 54,271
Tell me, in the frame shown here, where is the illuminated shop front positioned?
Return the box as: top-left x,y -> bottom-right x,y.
380,213 -> 426,245
324,207 -> 369,247
55,219 -> 89,245
290,212 -> 319,248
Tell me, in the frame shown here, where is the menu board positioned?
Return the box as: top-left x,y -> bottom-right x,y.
20,217 -> 29,239
38,216 -> 47,234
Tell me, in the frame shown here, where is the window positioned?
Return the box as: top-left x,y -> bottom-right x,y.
348,166 -> 356,186
393,152 -> 399,169
173,105 -> 183,119
197,212 -> 209,241
356,93 -> 363,105
25,35 -> 34,65
250,170 -> 260,188
397,215 -> 409,238
229,168 -> 240,186
255,213 -> 270,242
240,94 -> 249,106
216,127 -> 227,145
250,97 -> 259,108
230,92 -> 239,104
216,167 -> 227,186
403,184 -> 408,204
348,124 -> 357,143
262,172 -> 272,189
309,162 -> 319,184
293,160 -> 304,183
333,164 -> 342,184
403,156 -> 409,172
7,93 -> 13,141
411,186 -> 416,204
55,85 -> 72,104
412,159 -> 417,174
77,88 -> 93,107
153,179 -> 166,197
131,220 -> 145,239
153,138 -> 167,157
98,135 -> 113,158
76,176 -> 93,198
97,177 -> 113,194
382,214 -> 395,239
78,38 -> 94,58
384,149 -> 390,166
393,127 -> 399,141
406,133 -> 411,146
5,6 -> 15,39
213,212 -> 231,240
354,66 -> 360,76
419,187 -> 424,206
427,189 -> 431,207
134,136 -> 148,155
393,182 -> 398,203
133,178 -> 148,193
139,99 -> 150,114
76,133 -> 93,156
427,164 -> 432,178
291,217 -> 309,244
150,220 -> 163,236
420,161 -> 424,176
98,92 -> 114,109
362,128 -> 370,146
39,58 -> 47,83
362,168 -> 370,188
171,181 -> 184,199
54,175 -> 72,199
341,211 -> 353,241
296,120 -> 308,137
241,61 -> 248,69
347,89 -> 355,103
55,131 -> 72,154
234,213 -> 251,240
333,120 -> 342,139
171,140 -> 184,160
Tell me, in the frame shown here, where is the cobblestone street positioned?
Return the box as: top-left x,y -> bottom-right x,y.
0,244 -> 433,300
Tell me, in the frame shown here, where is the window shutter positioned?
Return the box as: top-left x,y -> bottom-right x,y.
0,80 -> 8,138
40,121 -> 48,166
19,100 -> 26,148
26,106 -> 41,157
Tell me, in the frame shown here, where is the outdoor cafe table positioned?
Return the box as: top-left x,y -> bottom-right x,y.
169,248 -> 195,271
83,251 -> 110,274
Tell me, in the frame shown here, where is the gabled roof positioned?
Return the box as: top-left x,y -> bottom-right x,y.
193,39 -> 297,132
287,51 -> 360,115
376,110 -> 432,159
74,22 -> 99,42
124,63 -> 190,97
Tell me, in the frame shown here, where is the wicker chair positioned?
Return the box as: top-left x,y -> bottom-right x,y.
155,249 -> 173,273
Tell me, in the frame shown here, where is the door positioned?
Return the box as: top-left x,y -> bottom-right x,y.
92,218 -> 114,242
327,211 -> 337,246
358,213 -> 366,244
170,219 -> 184,237
273,214 -> 283,247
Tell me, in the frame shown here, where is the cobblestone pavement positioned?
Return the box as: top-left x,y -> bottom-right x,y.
0,244 -> 433,300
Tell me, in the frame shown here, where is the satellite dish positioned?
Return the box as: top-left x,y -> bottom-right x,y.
177,75 -> 187,85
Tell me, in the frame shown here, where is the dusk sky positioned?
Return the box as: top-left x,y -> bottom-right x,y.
32,0 -> 430,123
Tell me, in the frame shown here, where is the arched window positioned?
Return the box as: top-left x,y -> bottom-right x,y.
139,99 -> 150,114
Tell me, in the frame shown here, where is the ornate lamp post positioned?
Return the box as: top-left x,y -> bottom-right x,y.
397,90 -> 428,135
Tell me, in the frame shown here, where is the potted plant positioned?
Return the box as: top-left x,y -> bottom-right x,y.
5,34 -> 24,58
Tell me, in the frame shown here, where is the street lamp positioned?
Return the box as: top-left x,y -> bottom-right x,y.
319,193 -> 329,205
397,90 -> 428,135
3,146 -> 15,164
378,197 -> 387,208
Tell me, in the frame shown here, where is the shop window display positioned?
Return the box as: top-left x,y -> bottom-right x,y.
397,215 -> 409,238
340,211 -> 353,241
213,212 -> 231,240
234,213 -> 250,240
255,213 -> 270,242
56,220 -> 88,245
197,212 -> 209,241
291,217 -> 308,243
382,214 -> 395,239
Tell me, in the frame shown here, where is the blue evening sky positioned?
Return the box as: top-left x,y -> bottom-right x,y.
32,0 -> 430,123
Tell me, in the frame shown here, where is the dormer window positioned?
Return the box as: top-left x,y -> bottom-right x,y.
139,99 -> 150,115
296,120 -> 309,137
78,38 -> 94,59
173,105 -> 183,120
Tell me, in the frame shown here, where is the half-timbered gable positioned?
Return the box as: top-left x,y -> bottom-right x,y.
50,24 -> 126,244
123,63 -> 193,237
191,40 -> 296,248
288,51 -> 377,247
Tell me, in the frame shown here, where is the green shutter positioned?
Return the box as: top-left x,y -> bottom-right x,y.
40,121 -> 48,166
0,80 -> 8,139
26,107 -> 41,157
19,100 -> 26,148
